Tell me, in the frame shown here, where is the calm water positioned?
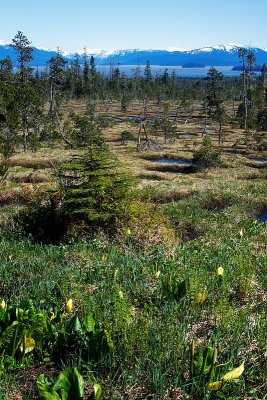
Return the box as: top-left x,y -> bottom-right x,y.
258,211 -> 267,223
249,157 -> 267,162
96,65 -> 256,78
153,158 -> 192,165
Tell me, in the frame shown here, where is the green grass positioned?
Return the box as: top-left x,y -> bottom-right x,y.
0,102 -> 266,399
0,208 -> 266,399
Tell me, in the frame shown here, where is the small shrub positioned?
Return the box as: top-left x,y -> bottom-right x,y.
192,137 -> 221,167
120,130 -> 135,142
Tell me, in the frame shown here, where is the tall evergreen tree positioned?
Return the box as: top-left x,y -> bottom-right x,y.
238,47 -> 248,130
144,61 -> 152,82
206,68 -> 227,143
12,31 -> 33,83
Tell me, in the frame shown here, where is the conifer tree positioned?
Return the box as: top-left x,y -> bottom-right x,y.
60,136 -> 132,230
12,31 -> 33,83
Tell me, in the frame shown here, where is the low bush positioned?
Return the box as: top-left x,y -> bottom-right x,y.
192,136 -> 222,166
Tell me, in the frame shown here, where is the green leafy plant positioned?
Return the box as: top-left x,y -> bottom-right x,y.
51,314 -> 113,364
0,299 -> 113,368
0,299 -> 51,360
37,367 -> 84,400
190,340 -> 217,379
192,136 -> 222,166
162,275 -> 187,301
59,137 -> 133,232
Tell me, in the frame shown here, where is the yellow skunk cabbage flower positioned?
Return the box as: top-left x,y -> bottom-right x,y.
65,299 -> 73,313
222,361 -> 244,381
20,337 -> 35,354
207,381 -> 225,391
217,267 -> 224,276
114,269 -> 119,280
126,228 -> 131,236
102,254 -> 108,263
196,290 -> 208,303
155,271 -> 161,278
49,312 -> 56,320
0,300 -> 6,310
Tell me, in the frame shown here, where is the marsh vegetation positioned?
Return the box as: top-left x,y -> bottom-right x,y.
0,32 -> 266,399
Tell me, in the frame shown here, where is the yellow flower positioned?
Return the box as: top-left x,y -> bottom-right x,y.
196,290 -> 208,303
126,228 -> 131,236
207,381 -> 225,391
217,267 -> 224,276
102,254 -> 108,263
155,271 -> 161,278
221,361 -> 244,381
0,300 -> 6,310
8,255 -> 12,261
114,269 -> 119,280
208,361 -> 245,391
49,312 -> 56,320
65,299 -> 73,313
20,337 -> 35,354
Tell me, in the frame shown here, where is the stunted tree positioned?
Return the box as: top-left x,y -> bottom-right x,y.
82,48 -> 89,90
60,137 -> 132,231
89,56 -> 96,77
47,51 -> 67,117
12,31 -> 33,83
206,67 -> 227,143
70,53 -> 82,97
144,61 -> 152,82
63,112 -> 102,148
238,47 -> 248,130
14,84 -> 44,151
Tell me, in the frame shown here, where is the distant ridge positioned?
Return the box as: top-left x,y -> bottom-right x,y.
1,42 -> 267,67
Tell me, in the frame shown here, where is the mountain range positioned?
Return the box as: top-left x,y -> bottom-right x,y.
1,42 -> 267,67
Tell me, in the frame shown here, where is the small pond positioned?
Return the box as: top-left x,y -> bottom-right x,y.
106,116 -> 124,122
179,133 -> 196,137
128,116 -> 142,122
249,157 -> 267,163
223,150 -> 243,155
121,139 -> 137,143
153,158 -> 192,166
258,211 -> 267,223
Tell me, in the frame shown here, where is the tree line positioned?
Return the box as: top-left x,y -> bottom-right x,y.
0,31 -> 267,157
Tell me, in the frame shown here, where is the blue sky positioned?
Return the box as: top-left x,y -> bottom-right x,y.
1,0 -> 266,52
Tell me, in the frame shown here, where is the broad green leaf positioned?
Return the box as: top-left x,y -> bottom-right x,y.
193,346 -> 215,376
65,315 -> 83,336
52,370 -> 71,395
36,374 -> 50,393
69,368 -> 84,399
84,315 -> 96,333
94,383 -> 102,400
39,391 -> 61,400
0,320 -> 25,356
52,368 -> 84,400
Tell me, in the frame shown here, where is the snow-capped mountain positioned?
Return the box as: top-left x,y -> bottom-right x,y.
1,43 -> 267,67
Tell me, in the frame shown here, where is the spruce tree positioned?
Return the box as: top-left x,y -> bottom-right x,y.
12,31 -> 33,83
60,136 -> 132,230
